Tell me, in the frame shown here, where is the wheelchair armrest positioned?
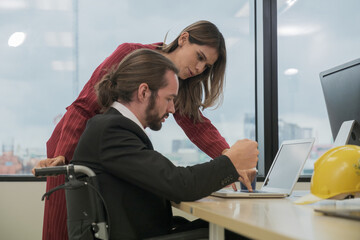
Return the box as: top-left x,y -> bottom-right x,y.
34,165 -> 68,177
34,164 -> 96,178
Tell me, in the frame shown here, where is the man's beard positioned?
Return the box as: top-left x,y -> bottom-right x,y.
145,93 -> 169,131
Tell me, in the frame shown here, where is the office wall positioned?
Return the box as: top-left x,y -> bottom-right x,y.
0,181 -> 309,239
0,182 -> 45,240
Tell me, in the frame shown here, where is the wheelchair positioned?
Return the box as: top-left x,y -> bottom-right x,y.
35,164 -> 208,240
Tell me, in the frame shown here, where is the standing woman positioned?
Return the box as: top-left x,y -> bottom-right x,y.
38,20 -> 230,240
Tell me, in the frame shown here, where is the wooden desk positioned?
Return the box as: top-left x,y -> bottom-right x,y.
172,192 -> 360,240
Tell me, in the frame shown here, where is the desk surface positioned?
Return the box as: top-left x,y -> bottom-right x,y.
172,192 -> 360,240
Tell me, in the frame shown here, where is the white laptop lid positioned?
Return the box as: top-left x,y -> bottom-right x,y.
211,138 -> 315,198
260,138 -> 315,194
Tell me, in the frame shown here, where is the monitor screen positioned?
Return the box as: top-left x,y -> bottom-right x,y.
320,58 -> 360,142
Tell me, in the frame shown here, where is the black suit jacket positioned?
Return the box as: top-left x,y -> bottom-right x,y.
71,107 -> 239,239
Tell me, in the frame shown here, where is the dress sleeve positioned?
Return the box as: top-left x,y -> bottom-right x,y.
173,111 -> 230,159
53,43 -> 137,162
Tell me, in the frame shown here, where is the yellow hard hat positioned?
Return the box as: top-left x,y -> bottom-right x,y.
295,145 -> 360,205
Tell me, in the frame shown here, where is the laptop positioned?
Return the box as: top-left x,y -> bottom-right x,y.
212,138 -> 315,198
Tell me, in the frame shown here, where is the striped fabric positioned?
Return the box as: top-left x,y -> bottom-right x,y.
42,43 -> 230,240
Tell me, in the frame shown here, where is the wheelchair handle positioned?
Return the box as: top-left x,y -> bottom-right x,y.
34,164 -> 96,177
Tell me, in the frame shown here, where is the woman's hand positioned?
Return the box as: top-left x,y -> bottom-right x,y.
31,156 -> 66,175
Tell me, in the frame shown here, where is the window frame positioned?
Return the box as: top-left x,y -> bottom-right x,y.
255,0 -> 280,180
257,0 -> 310,181
0,176 -> 45,182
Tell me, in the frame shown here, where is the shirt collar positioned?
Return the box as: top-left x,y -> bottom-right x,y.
111,101 -> 146,133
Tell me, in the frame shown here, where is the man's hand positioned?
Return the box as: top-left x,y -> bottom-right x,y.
237,168 -> 257,192
31,156 -> 66,175
223,139 -> 259,191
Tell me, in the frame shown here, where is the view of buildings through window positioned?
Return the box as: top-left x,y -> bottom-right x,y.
0,0 -> 256,175
1,0 -> 359,176
0,0 -> 75,175
277,0 -> 360,174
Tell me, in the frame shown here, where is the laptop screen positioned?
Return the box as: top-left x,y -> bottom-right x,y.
262,141 -> 313,192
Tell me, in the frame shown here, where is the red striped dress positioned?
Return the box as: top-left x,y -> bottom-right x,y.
43,43 -> 229,240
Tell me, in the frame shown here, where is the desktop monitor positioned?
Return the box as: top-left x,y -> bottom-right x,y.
320,58 -> 360,145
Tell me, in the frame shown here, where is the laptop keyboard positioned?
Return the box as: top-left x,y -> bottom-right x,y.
240,190 -> 268,193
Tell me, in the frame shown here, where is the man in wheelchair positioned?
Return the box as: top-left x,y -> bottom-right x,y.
50,49 -> 258,239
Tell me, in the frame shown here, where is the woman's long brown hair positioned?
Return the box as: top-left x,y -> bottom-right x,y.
160,20 -> 227,122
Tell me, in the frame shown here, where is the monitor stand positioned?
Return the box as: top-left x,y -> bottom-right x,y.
333,120 -> 360,147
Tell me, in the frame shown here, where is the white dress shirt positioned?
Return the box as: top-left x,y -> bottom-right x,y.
111,101 -> 146,134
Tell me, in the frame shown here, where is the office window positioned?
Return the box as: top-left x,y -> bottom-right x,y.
277,0 -> 360,175
0,0 -> 255,176
0,0 -> 74,175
